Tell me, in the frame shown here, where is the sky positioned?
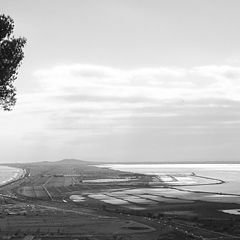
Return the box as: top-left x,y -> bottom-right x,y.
1,0 -> 240,163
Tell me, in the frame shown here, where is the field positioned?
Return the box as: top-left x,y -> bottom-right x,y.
1,160 -> 240,240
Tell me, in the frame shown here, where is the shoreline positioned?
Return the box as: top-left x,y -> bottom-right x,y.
0,166 -> 27,188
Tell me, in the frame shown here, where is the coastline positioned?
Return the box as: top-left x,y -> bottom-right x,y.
0,166 -> 26,188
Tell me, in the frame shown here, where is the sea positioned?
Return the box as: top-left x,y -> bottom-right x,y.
98,163 -> 240,174
0,166 -> 23,186
97,163 -> 240,195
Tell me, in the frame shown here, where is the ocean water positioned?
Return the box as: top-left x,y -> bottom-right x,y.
0,166 -> 23,186
98,163 -> 240,175
97,163 -> 240,195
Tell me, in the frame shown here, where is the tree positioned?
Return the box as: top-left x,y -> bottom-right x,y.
0,14 -> 26,110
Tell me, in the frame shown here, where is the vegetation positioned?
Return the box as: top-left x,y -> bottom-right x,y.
0,14 -> 26,110
1,160 -> 240,239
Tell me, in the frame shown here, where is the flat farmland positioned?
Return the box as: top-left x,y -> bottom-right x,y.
2,161 -> 240,239
0,215 -> 154,235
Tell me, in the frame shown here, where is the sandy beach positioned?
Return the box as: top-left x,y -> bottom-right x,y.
0,166 -> 26,187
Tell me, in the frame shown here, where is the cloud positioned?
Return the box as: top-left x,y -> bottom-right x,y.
2,64 -> 240,162
18,64 -> 240,134
33,64 -> 240,103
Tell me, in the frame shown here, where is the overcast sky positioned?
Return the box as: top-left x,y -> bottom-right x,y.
1,0 -> 240,163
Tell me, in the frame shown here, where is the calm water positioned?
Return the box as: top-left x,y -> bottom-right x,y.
0,166 -> 23,186
97,163 -> 240,195
98,163 -> 240,175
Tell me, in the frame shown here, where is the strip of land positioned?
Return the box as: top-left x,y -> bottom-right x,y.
0,159 -> 240,240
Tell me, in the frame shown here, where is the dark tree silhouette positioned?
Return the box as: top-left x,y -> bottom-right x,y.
0,14 -> 26,110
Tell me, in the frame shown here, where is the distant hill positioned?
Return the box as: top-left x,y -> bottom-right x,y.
2,159 -> 240,167
56,159 -> 89,165
1,159 -> 91,167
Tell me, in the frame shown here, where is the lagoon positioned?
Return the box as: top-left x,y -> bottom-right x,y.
98,163 -> 240,196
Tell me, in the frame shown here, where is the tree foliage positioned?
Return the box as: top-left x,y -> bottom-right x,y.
0,14 -> 26,110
